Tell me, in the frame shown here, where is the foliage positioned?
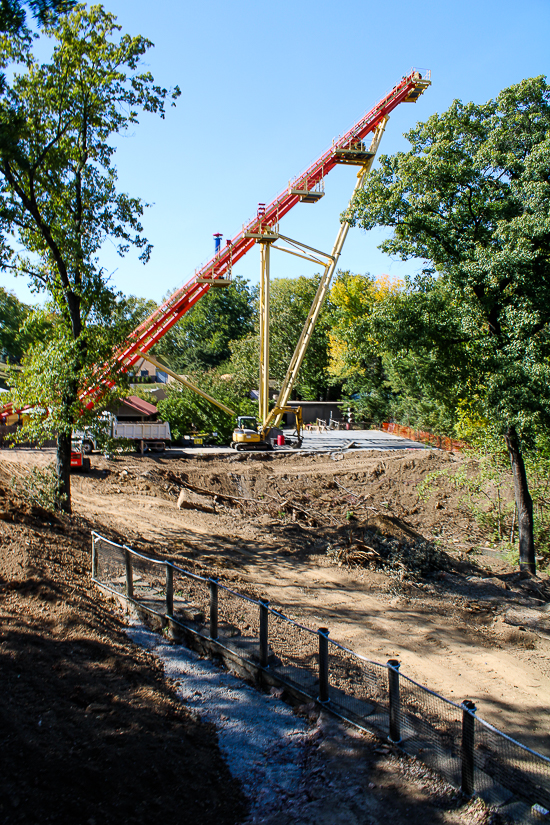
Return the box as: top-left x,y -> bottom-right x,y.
328,272 -> 400,388
0,4 -> 179,510
10,462 -> 59,511
228,275 -> 333,401
346,75 -> 550,572
347,75 -> 550,441
119,295 -> 158,332
419,429 -> 550,566
0,285 -> 32,361
370,277 -> 473,434
9,313 -> 130,441
327,271 -> 403,424
226,332 -> 259,398
156,372 -> 256,444
419,435 -> 514,541
155,276 -> 256,374
522,437 -> 550,563
0,0 -> 74,34
269,275 -> 332,399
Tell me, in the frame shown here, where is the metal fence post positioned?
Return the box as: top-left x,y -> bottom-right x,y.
91,534 -> 98,580
387,659 -> 401,743
124,547 -> 133,599
166,563 -> 174,618
259,598 -> 269,667
209,577 -> 219,640
461,700 -> 477,796
318,627 -> 330,704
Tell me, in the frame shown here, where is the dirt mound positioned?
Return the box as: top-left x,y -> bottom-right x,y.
0,481 -> 245,825
154,449 -> 479,581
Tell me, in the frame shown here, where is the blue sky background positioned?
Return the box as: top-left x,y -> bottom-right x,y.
3,0 -> 550,305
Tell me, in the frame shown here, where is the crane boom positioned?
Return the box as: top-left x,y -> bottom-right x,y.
105,69 -> 431,383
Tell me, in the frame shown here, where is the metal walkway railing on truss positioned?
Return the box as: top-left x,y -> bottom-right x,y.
91,531 -> 550,824
80,69 -> 432,403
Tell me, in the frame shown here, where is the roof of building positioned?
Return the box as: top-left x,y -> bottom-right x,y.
121,395 -> 158,416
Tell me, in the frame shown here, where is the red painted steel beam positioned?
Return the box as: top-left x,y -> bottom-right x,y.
83,69 -> 430,400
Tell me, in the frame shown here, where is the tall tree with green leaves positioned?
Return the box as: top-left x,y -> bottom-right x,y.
346,76 -> 550,573
327,272 -> 403,422
0,286 -> 30,361
155,276 -> 256,373
229,275 -> 333,401
2,4 -> 179,511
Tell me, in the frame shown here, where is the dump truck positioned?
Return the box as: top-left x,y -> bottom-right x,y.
74,416 -> 171,454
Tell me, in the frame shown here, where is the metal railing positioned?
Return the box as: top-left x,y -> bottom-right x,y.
92,532 -> 550,823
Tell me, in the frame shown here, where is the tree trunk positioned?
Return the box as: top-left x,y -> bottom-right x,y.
56,431 -> 72,514
505,426 -> 535,574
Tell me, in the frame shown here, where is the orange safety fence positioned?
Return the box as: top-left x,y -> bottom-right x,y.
381,422 -> 468,453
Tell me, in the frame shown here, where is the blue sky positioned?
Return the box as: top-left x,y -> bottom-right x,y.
3,0 -> 550,305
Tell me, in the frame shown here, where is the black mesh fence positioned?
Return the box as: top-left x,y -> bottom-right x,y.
473,715 -> 550,818
130,551 -> 166,612
91,532 -> 550,818
93,533 -> 127,594
267,609 -> 320,697
328,640 -> 389,733
172,567 -> 209,628
216,583 -> 261,662
398,672 -> 463,787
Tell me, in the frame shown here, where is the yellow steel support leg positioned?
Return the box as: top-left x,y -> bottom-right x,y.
266,117 -> 389,430
135,351 -> 236,416
258,239 -> 271,426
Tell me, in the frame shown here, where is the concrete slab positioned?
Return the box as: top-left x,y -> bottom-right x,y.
298,428 -> 428,452
170,428 -> 429,456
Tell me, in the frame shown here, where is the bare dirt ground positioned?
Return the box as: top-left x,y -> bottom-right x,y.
0,471 -> 245,824
1,443 -> 549,824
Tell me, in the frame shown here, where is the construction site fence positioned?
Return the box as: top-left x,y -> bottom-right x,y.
382,422 -> 468,453
92,532 -> 549,823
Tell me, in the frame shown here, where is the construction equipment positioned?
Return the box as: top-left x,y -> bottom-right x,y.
231,405 -> 303,451
80,69 -> 431,411
70,442 -> 91,472
1,71 -> 431,439
258,118 -> 388,434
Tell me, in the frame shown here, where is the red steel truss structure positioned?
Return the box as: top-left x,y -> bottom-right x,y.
85,69 -> 431,401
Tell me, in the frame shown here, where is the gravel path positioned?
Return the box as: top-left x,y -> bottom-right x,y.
127,622 -> 308,821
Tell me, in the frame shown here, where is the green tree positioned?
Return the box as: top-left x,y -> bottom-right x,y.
270,275 -> 332,400
328,272 -> 402,422
2,4 -> 179,511
0,0 -> 74,34
0,286 -> 31,361
155,276 -> 256,373
347,76 -> 550,573
229,275 -> 333,401
370,276 -> 473,433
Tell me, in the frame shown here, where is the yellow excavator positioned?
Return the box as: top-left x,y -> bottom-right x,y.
231,405 -> 303,451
